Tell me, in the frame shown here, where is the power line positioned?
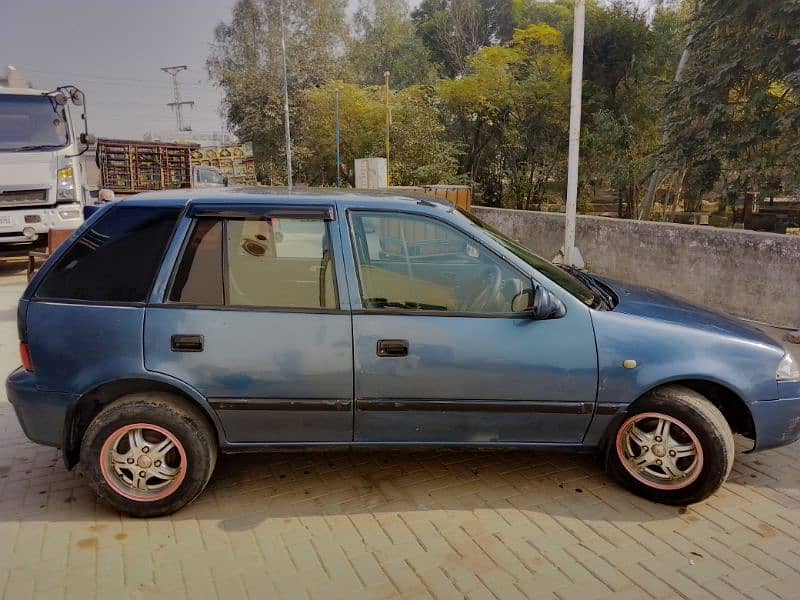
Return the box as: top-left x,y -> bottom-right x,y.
17,65 -> 212,88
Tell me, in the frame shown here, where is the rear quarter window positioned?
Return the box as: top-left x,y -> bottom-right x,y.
35,206 -> 180,302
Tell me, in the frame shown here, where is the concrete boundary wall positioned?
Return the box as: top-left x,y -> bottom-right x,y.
473,207 -> 800,328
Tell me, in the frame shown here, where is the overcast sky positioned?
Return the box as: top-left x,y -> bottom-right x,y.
1,0 -> 236,140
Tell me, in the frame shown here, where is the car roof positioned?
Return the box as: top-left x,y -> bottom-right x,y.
119,187 -> 458,213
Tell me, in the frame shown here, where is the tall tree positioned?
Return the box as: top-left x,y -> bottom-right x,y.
347,0 -> 436,88
413,0 -> 513,77
207,0 -> 348,183
578,1 -> 683,217
438,23 -> 571,206
297,82 -> 459,186
661,0 -> 800,199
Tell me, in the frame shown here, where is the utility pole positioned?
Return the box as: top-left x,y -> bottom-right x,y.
561,0 -> 585,268
335,88 -> 341,188
279,0 -> 293,190
384,71 -> 390,186
160,66 -> 194,132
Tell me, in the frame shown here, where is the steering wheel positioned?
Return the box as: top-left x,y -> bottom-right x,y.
464,265 -> 503,312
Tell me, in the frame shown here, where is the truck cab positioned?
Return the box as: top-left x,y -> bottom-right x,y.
0,86 -> 90,247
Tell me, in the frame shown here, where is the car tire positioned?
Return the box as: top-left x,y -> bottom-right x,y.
606,385 -> 735,505
80,392 -> 217,518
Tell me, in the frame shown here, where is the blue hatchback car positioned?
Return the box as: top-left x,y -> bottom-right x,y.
7,190 -> 800,516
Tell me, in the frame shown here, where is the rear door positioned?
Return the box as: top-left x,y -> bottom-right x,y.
144,203 -> 353,444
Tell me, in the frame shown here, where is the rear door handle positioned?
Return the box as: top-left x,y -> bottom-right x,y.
377,339 -> 409,357
171,334 -> 204,352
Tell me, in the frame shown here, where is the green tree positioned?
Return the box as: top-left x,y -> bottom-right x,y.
388,85 -> 461,185
579,2 -> 683,217
296,82 -> 384,185
438,45 -> 518,185
297,82 -> 458,186
413,0 -> 513,77
347,0 -> 436,88
662,0 -> 800,198
438,23 -> 571,207
207,0 -> 348,183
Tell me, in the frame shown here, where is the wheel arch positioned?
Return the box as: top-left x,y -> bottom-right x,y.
632,379 -> 755,440
63,376 -> 222,469
600,378 -> 755,450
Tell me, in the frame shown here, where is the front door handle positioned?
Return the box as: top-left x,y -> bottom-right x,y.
377,339 -> 409,357
171,334 -> 204,352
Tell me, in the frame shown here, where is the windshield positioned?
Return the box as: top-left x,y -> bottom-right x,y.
0,94 -> 70,152
457,208 -> 598,307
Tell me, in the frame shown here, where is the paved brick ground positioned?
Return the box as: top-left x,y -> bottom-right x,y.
1,269 -> 800,599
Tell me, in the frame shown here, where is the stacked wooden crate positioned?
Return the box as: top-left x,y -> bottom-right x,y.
97,138 -> 199,194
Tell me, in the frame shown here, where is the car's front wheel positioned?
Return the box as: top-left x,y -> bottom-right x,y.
80,392 -> 217,517
607,385 -> 735,505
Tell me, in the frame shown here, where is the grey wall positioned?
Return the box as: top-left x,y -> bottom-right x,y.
473,207 -> 800,329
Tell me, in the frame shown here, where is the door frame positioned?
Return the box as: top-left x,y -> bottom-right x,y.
337,207 -> 600,445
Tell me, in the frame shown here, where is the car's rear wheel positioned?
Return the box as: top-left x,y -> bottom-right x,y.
80,392 -> 217,517
607,385 -> 734,505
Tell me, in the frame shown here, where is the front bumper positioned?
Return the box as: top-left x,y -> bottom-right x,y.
0,204 -> 83,244
6,367 -> 71,447
750,381 -> 800,450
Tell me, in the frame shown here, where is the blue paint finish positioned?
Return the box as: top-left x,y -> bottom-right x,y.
25,302 -> 147,394
6,189 -> 800,459
11,302 -> 147,446
750,380 -> 800,450
144,308 -> 354,443
351,313 -> 597,443
6,368 -> 71,446
592,279 -> 784,404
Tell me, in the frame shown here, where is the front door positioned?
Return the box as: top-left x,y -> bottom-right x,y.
144,205 -> 353,443
346,210 -> 597,444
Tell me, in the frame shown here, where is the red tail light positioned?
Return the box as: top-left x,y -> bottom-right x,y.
20,342 -> 34,372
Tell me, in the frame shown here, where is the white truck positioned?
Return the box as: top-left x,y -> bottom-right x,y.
0,85 -> 94,248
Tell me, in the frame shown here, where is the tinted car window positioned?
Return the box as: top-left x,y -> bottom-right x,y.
170,217 -> 337,309
168,219 -> 223,305
36,206 -> 180,302
350,211 -> 531,313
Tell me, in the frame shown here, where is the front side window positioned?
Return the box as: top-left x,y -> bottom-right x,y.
456,208 -> 598,307
170,217 -> 337,309
0,94 -> 70,152
36,206 -> 180,302
350,211 -> 532,314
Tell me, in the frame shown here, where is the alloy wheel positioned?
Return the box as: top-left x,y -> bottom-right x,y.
99,423 -> 187,502
616,412 -> 704,490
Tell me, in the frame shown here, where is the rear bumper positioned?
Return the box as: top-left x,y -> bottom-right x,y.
6,367 -> 71,447
751,381 -> 800,450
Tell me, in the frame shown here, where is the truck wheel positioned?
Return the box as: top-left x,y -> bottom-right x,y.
80,392 -> 217,517
606,385 -> 734,505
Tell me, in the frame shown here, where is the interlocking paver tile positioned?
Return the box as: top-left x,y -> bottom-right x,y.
2,400 -> 800,599
0,271 -> 799,599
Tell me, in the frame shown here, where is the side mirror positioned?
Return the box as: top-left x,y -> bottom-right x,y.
80,133 -> 96,146
512,286 -> 566,320
70,89 -> 85,106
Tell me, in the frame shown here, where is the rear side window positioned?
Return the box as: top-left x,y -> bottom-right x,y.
169,217 -> 337,310
36,206 -> 180,302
